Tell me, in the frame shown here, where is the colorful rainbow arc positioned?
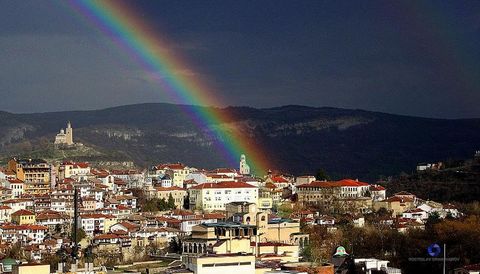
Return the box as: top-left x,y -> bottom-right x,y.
69,0 -> 269,175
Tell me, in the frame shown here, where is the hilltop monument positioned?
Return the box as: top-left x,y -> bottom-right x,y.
239,154 -> 250,175
54,121 -> 74,146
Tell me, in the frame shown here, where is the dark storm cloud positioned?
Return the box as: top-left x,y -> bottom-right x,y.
0,0 -> 479,118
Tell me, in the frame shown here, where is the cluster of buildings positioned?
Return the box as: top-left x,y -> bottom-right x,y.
295,178 -> 460,233
0,129 -> 467,274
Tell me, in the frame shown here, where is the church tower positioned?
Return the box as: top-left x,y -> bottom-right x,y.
66,121 -> 73,145
239,154 -> 250,175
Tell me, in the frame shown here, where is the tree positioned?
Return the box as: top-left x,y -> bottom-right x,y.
158,198 -> 168,210
167,193 -> 176,209
168,238 -> 182,253
315,169 -> 329,181
6,242 -> 25,259
54,223 -> 62,234
71,227 -> 86,244
183,195 -> 190,209
277,202 -> 294,218
425,211 -> 441,231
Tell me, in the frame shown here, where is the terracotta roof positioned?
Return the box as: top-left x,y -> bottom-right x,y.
1,224 -> 47,230
116,221 -> 139,231
0,206 -> 11,210
117,205 -> 131,210
94,233 -> 119,240
172,209 -> 195,216
370,185 -> 386,191
272,176 -> 289,183
7,178 -> 24,184
114,178 -> 127,185
190,181 -> 256,190
297,178 -> 369,188
155,186 -> 185,191
114,195 -> 135,200
203,213 -> 225,219
12,209 -> 35,216
36,211 -> 68,220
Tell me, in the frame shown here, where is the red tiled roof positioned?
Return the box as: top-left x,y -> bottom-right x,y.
36,211 -> 68,220
272,176 -> 289,183
0,206 -> 11,210
94,233 -> 119,240
74,162 -> 90,169
1,224 -> 48,230
370,185 -> 386,191
117,205 -> 131,210
337,179 -> 369,186
117,221 -> 139,231
203,213 -> 225,219
12,209 -> 35,216
190,181 -> 256,190
155,186 -> 185,191
113,178 -> 126,185
171,209 -> 195,216
7,178 -> 23,184
297,179 -> 369,188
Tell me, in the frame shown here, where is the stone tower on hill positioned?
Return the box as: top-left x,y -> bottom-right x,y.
54,121 -> 74,146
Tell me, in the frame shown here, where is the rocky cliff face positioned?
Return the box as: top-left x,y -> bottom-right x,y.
0,103 -> 479,181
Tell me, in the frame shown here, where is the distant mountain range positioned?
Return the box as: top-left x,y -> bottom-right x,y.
0,103 -> 479,181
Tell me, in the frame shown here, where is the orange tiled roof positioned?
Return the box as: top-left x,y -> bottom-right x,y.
190,181 -> 256,190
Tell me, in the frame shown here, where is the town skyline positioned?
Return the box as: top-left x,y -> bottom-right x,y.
0,1 -> 479,273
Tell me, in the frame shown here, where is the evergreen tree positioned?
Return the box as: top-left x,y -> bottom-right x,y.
168,193 -> 176,209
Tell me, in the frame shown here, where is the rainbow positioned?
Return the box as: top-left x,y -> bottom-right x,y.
68,0 -> 269,174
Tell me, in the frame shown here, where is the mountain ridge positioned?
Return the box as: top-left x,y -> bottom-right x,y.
0,103 -> 479,181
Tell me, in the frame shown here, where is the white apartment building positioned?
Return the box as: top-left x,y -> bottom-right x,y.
188,181 -> 258,211
4,179 -> 24,198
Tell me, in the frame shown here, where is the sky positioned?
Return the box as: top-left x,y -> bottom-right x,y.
0,0 -> 479,118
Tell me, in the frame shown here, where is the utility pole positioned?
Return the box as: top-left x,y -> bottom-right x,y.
71,187 -> 79,272
443,243 -> 446,274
